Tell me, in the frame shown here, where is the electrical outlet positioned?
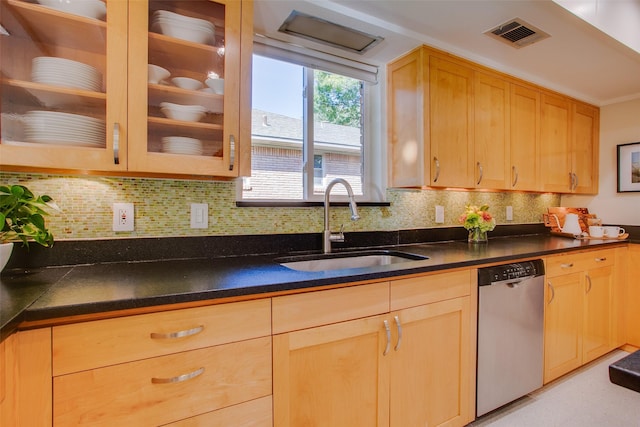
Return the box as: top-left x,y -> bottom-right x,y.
190,203 -> 208,229
435,205 -> 445,223
113,202 -> 134,231
506,206 -> 513,221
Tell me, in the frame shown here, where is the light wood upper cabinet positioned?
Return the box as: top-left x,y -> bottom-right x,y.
0,0 -> 252,178
387,45 -> 599,193
387,47 -> 430,188
572,101 -> 599,194
474,71 -> 510,189
539,93 -> 599,194
0,0 -> 128,172
540,93 -> 572,193
510,83 -> 540,191
430,56 -> 475,188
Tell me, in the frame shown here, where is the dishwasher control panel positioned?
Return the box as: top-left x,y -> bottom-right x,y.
478,259 -> 545,286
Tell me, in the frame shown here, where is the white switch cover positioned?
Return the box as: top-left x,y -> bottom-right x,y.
435,205 -> 445,223
190,203 -> 208,229
113,202 -> 134,231
506,206 -> 513,221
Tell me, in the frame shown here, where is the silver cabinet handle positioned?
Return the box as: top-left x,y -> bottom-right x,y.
151,367 -> 204,384
560,263 -> 574,269
569,172 -> 574,191
548,281 -> 555,304
433,157 -> 440,183
586,274 -> 592,294
476,161 -> 483,185
228,134 -> 235,171
511,165 -> 519,187
595,257 -> 607,262
394,315 -> 402,352
150,325 -> 204,340
573,173 -> 579,190
113,123 -> 120,165
383,319 -> 391,356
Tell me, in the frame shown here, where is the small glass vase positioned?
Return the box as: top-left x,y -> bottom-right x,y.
468,228 -> 488,243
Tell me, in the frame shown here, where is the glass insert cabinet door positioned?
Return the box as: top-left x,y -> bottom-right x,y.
1,0 -> 246,178
127,0 -> 242,177
0,0 -> 128,171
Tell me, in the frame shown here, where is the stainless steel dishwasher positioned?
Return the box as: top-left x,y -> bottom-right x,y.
476,259 -> 545,417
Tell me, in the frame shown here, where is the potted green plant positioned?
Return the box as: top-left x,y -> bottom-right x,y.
1,184 -> 56,272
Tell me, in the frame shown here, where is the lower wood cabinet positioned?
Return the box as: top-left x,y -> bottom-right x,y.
272,270 -> 476,427
626,245 -> 640,347
54,336 -> 272,426
0,328 -> 52,426
543,249 -> 616,383
52,299 -> 272,426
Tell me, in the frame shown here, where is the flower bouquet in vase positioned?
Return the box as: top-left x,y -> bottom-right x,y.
458,204 -> 496,243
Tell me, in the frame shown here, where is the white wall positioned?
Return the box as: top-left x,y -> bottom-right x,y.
562,98 -> 640,226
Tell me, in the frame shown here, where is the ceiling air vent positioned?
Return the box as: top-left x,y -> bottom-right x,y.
484,18 -> 550,48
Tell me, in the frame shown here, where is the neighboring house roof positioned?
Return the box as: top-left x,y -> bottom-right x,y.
251,109 -> 361,153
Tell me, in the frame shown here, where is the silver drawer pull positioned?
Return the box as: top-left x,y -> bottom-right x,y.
383,320 -> 391,356
150,325 -> 204,339
595,257 -> 607,262
151,367 -> 204,384
560,263 -> 574,269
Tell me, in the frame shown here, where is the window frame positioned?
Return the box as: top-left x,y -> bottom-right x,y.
237,42 -> 386,205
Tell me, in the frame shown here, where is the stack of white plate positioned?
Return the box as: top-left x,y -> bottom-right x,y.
23,111 -> 105,147
151,10 -> 215,45
32,57 -> 103,92
161,136 -> 203,155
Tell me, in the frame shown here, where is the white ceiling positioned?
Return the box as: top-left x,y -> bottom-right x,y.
253,0 -> 640,106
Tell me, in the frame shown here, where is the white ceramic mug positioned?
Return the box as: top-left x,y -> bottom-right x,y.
588,226 -> 604,238
603,226 -> 625,238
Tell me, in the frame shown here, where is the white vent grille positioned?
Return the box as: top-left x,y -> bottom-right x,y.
484,18 -> 550,48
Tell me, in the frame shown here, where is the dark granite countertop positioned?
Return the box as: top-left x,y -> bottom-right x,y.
1,233 -> 632,341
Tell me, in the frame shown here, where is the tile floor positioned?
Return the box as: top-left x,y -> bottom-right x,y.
469,350 -> 640,427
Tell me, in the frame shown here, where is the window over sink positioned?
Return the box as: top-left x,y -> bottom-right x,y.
238,39 -> 385,204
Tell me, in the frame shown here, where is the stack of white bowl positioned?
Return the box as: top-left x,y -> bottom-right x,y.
32,57 -> 103,92
37,0 -> 106,20
23,111 -> 105,147
160,102 -> 206,122
161,136 -> 203,155
150,10 -> 215,45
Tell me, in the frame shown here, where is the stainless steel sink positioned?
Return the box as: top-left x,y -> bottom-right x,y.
277,250 -> 429,272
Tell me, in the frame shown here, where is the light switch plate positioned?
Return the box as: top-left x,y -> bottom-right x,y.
113,202 -> 134,231
190,203 -> 208,229
435,205 -> 445,223
506,206 -> 513,221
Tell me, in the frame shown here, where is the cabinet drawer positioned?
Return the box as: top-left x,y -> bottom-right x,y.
53,336 -> 272,427
53,299 -> 271,376
390,269 -> 472,311
546,249 -> 614,277
166,396 -> 272,427
272,282 -> 389,334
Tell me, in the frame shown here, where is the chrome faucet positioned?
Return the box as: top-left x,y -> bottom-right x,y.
323,178 -> 360,253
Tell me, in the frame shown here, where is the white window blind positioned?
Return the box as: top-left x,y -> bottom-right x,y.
253,34 -> 379,84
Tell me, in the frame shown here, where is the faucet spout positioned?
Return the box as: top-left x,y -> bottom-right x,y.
323,178 -> 360,253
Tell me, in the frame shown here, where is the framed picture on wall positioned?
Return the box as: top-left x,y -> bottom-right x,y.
617,142 -> 640,192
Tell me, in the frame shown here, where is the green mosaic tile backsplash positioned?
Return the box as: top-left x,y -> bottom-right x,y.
1,172 -> 559,240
